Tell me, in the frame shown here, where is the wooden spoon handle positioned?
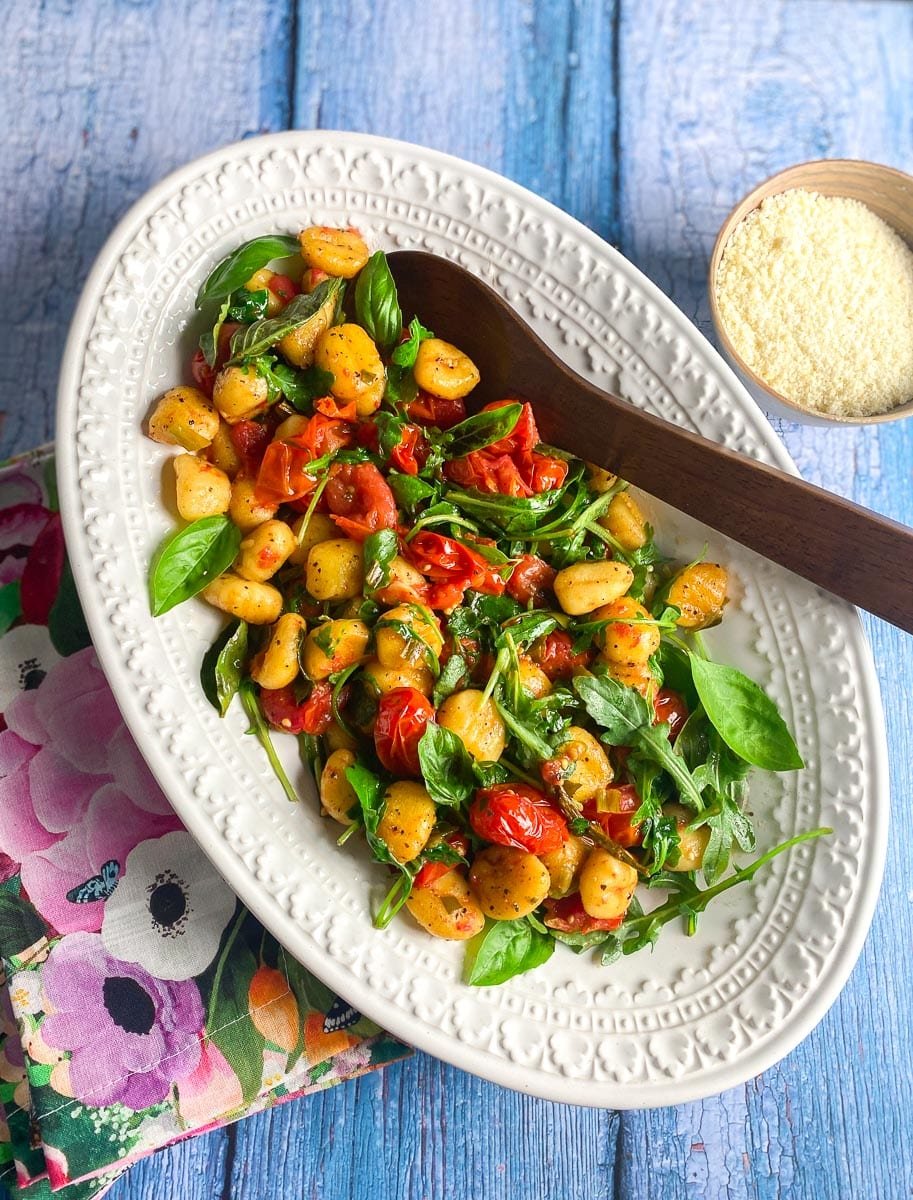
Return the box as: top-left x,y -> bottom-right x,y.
536,384 -> 913,633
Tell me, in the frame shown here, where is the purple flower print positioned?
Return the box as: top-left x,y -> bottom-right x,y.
40,932 -> 204,1110
0,646 -> 181,934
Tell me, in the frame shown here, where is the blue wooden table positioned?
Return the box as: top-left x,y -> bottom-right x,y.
3,2 -> 912,1196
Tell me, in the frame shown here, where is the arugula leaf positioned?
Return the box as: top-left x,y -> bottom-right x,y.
391,317 -> 434,368
472,759 -> 511,787
228,277 -> 344,363
447,591 -> 522,641
238,678 -> 300,804
344,761 -> 419,927
433,654 -> 470,706
444,403 -> 522,458
254,358 -> 335,410
201,620 -> 248,717
690,656 -> 803,771
498,611 -> 559,653
467,918 -> 555,986
196,234 -> 300,306
354,251 -> 402,348
149,515 -> 241,616
363,529 -> 399,598
388,472 -> 440,512
417,723 -> 476,807
200,296 -> 231,367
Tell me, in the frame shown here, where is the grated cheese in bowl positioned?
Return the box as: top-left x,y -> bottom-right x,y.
715,188 -> 913,419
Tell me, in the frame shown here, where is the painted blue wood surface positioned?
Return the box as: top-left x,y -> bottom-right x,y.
1,2 -> 911,1197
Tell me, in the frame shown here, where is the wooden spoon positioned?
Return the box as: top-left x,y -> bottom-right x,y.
388,250 -> 913,634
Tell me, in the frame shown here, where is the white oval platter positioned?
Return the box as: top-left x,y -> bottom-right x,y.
56,131 -> 888,1107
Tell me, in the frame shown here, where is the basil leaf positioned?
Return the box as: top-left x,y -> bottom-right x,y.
149,515 -> 241,616
354,251 -> 402,348
388,472 -> 440,512
433,654 -> 469,707
201,620 -> 248,717
391,317 -> 434,368
363,529 -> 399,597
253,357 -> 334,410
238,678 -> 300,803
417,723 -> 476,807
344,761 -> 407,873
471,759 -> 511,787
445,403 -> 523,458
497,611 -> 558,652
227,288 -> 270,323
467,918 -> 554,986
228,277 -> 345,363
689,656 -> 803,771
196,235 -> 301,307
200,297 -> 231,367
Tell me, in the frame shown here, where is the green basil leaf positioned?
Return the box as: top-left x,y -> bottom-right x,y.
200,296 -> 231,368
388,472 -> 440,512
149,515 -> 241,616
467,918 -> 554,986
689,656 -> 804,771
196,234 -> 301,307
391,317 -> 434,368
471,759 -> 511,787
363,529 -> 399,597
201,620 -> 249,717
417,723 -> 476,807
228,277 -> 345,363
227,288 -> 270,323
445,403 -> 523,458
433,654 -> 469,707
344,761 -> 406,873
354,251 -> 402,348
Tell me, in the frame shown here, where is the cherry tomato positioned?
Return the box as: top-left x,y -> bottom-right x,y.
426,580 -> 469,612
325,462 -> 398,542
444,450 -> 532,498
259,683 -> 333,735
389,424 -> 428,476
267,274 -> 299,303
583,785 -> 643,848
301,267 -> 330,293
506,554 -> 556,606
413,832 -> 470,889
531,631 -> 593,681
230,419 -> 274,476
314,394 -> 359,421
406,532 -> 505,596
481,399 -> 540,454
406,391 -> 466,429
517,450 -> 568,494
653,687 -> 688,741
287,413 -> 355,460
256,441 -> 318,503
469,783 -> 569,854
542,893 -> 624,934
373,688 -> 435,777
190,348 -> 216,398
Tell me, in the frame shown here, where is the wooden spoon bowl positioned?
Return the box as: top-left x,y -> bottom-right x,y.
388,250 -> 913,634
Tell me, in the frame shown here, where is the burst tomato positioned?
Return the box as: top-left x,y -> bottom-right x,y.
373,688 -> 435,777
259,682 -> 333,735
444,450 -> 532,497
229,419 -> 273,475
406,532 -> 505,597
325,462 -> 398,541
413,832 -> 470,889
506,554 -> 556,606
469,783 -> 569,854
518,450 -> 568,493
583,784 -> 643,848
531,631 -> 592,680
190,348 -> 216,398
389,424 -> 428,475
406,391 -> 466,429
542,893 -> 624,933
653,687 -> 688,741
481,399 -> 540,454
256,441 -> 318,503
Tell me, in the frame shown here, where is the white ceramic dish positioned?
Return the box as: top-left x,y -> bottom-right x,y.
57,132 -> 888,1107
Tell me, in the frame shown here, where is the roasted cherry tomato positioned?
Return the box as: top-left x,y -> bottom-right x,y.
230,419 -> 273,475
314,394 -> 359,421
531,631 -> 593,681
542,893 -> 624,934
373,688 -> 435,777
259,682 -> 333,736
190,348 -> 216,398
287,413 -> 355,460
389,424 -> 428,476
325,462 -> 398,541
406,391 -> 466,429
506,554 -> 557,607
256,441 -> 318,503
444,450 -> 532,497
413,832 -> 470,889
266,273 -> 299,303
469,783 -> 569,854
406,531 -> 505,596
653,687 -> 688,741
583,784 -> 643,848
518,450 -> 568,493
481,399 -> 540,454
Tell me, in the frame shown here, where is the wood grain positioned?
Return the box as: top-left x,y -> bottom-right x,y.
0,1 -> 911,1198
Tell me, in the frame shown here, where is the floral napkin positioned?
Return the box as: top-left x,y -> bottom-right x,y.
0,448 -> 409,1199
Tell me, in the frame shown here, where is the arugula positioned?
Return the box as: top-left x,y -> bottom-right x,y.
238,679 -> 299,804
228,277 -> 344,363
574,673 -> 705,811
690,655 -> 803,772
196,235 -> 301,307
443,403 -> 523,458
626,753 -> 680,873
354,251 -> 402,348
433,653 -> 470,706
149,515 -> 241,616
384,317 -> 434,408
201,620 -> 248,717
417,723 -> 476,807
363,529 -> 399,598
388,472 -> 440,513
253,356 -> 334,409
447,591 -> 522,642
344,761 -> 418,928
466,918 -> 555,986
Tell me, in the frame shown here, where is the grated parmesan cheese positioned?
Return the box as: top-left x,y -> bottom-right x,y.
716,188 -> 913,418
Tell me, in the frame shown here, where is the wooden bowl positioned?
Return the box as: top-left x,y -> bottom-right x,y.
708,159 -> 913,425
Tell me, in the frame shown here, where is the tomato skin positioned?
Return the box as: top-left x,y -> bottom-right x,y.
506,554 -> 556,607
406,391 -> 466,430
531,631 -> 593,681
373,688 -> 435,777
481,399 -> 540,454
406,532 -> 505,597
287,413 -> 355,460
325,462 -> 398,542
653,687 -> 688,741
413,832 -> 470,889
543,893 -> 624,934
583,785 -> 643,848
259,682 -> 333,736
256,441 -> 318,503
190,349 -> 216,398
267,273 -> 298,303
519,450 -> 568,493
444,450 -> 532,498
389,424 -> 428,476
469,783 -> 569,854
230,419 -> 273,475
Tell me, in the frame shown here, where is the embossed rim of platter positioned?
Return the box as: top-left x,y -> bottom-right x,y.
56,131 -> 888,1107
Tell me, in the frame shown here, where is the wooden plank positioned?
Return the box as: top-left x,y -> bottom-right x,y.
617,3 -> 913,1197
0,0 -> 291,461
